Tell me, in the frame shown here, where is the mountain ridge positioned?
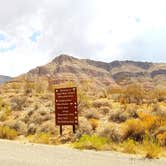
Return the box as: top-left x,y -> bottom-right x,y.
22,54 -> 165,86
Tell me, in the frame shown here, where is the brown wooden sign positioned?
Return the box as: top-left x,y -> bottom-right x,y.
55,87 -> 78,126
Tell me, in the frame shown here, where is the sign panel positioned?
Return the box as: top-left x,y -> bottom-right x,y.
55,87 -> 78,125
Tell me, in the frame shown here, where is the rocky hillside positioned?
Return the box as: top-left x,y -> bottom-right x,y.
0,75 -> 12,84
22,54 -> 166,86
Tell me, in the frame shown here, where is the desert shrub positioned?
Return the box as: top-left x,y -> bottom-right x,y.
99,106 -> 110,115
28,132 -> 50,144
85,108 -> 100,120
122,119 -> 145,141
31,113 -> 43,124
24,81 -> 35,95
75,117 -> 93,139
36,121 -> 57,134
34,81 -> 47,94
125,104 -> 138,118
120,139 -> 138,154
0,112 -> 8,121
120,84 -> 145,105
154,127 -> 166,137
143,136 -> 161,159
78,90 -> 91,109
157,132 -> 166,146
27,123 -> 36,135
10,83 -> 20,89
98,123 -> 123,142
74,134 -> 109,150
30,110 -> 51,125
0,103 -> 11,121
153,87 -> 166,102
138,112 -> 157,133
4,120 -> 27,135
20,111 -> 33,123
108,110 -> 130,123
89,118 -> 99,131
10,96 -> 27,111
151,104 -> 166,118
92,99 -> 111,108
13,121 -> 27,135
108,105 -> 138,123
0,126 -> 17,140
155,117 -> 166,128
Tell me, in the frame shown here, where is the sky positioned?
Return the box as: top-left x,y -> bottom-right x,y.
0,0 -> 166,76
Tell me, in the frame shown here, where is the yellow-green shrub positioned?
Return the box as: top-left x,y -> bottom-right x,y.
120,139 -> 138,154
28,132 -> 50,144
74,134 -> 109,150
0,126 -> 17,140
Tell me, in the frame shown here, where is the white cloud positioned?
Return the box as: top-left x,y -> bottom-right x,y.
0,0 -> 166,76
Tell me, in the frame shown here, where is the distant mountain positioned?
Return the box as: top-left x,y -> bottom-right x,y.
23,54 -> 166,87
0,75 -> 12,84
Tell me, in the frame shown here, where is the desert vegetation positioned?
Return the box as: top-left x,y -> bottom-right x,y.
0,75 -> 166,159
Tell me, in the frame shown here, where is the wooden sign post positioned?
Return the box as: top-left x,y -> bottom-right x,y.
55,87 -> 78,135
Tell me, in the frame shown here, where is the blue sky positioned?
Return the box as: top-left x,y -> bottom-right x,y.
0,33 -> 6,41
0,44 -> 16,53
0,0 -> 166,76
30,31 -> 41,42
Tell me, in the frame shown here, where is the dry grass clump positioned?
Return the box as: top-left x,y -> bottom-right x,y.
122,119 -> 145,141
0,126 -> 17,140
84,108 -> 100,120
92,98 -> 111,108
